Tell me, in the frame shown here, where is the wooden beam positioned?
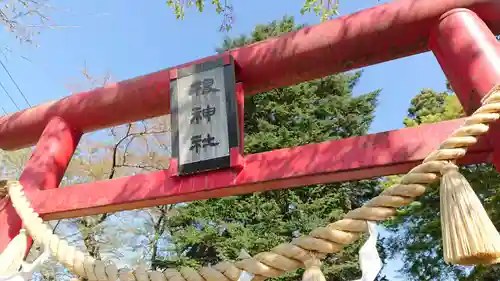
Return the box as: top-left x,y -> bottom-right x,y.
29,118 -> 492,221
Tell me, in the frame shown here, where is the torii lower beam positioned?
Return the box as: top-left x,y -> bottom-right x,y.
28,118 -> 492,221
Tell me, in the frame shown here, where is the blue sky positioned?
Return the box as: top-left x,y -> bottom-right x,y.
0,0 -> 451,279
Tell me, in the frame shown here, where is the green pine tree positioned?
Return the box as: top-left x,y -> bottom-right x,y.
157,16 -> 383,280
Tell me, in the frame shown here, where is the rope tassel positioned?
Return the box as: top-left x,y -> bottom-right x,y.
302,255 -> 326,281
440,163 -> 500,265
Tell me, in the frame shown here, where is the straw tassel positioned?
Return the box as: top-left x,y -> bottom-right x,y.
302,255 -> 326,281
440,163 -> 500,265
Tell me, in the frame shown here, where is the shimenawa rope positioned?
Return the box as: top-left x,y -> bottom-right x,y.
1,85 -> 500,281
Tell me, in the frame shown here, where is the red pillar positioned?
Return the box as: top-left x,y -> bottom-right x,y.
0,117 -> 81,253
429,8 -> 500,168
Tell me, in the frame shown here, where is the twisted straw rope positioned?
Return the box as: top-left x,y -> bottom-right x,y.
3,85 -> 500,281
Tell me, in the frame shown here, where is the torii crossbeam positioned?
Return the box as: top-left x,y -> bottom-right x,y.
0,0 -> 499,258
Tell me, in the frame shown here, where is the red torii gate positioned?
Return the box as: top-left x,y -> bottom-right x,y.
0,0 -> 499,256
